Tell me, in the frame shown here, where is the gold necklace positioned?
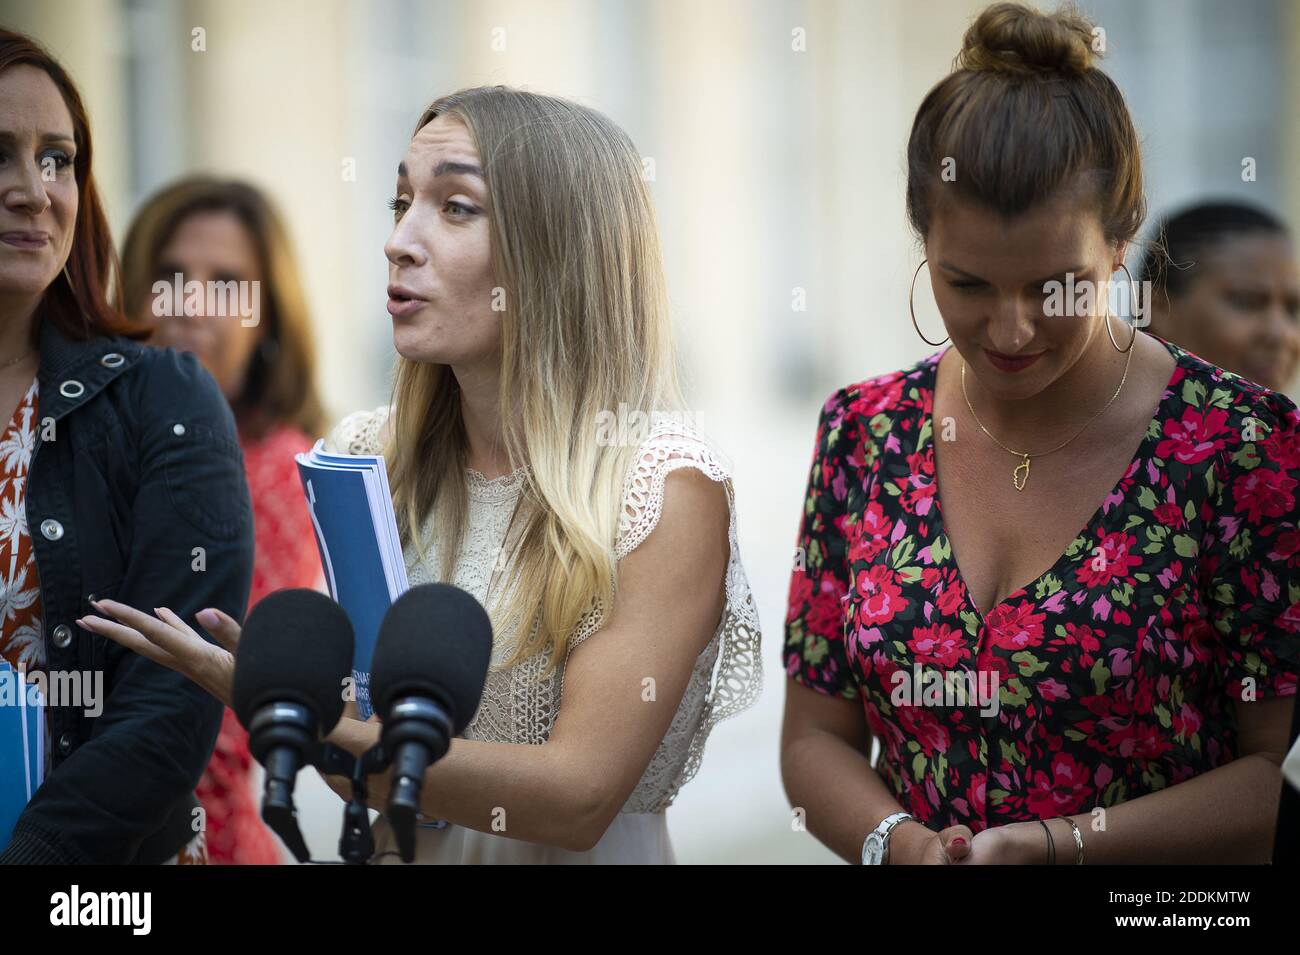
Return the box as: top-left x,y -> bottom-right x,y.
960,337 -> 1134,491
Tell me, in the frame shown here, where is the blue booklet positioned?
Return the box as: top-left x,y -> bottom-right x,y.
0,662 -> 45,852
296,440 -> 409,719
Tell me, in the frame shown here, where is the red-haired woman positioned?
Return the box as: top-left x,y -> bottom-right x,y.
0,29 -> 253,864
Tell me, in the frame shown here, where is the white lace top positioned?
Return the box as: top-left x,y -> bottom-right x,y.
324,406 -> 762,815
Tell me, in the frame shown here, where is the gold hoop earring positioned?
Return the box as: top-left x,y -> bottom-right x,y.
1103,263 -> 1138,353
910,258 -> 949,347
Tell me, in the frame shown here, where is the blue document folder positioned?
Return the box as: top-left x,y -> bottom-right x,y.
296,440 -> 408,719
0,661 -> 44,852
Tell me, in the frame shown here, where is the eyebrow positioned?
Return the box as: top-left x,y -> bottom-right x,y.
0,130 -> 75,145
937,260 -> 1086,286
396,160 -> 485,180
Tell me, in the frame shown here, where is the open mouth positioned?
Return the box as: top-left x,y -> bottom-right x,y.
387,285 -> 426,317
387,284 -> 425,303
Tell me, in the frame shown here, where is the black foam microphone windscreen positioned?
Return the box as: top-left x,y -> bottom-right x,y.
370,583 -> 493,734
231,588 -> 355,734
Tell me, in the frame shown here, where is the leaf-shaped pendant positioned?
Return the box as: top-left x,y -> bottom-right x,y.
1013,454 -> 1030,491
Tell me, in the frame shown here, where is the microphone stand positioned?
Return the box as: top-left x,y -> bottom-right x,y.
318,742 -> 390,865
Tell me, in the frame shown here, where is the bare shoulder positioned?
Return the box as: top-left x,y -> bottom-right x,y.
657,467 -> 729,534
612,465 -> 729,656
620,465 -> 729,577
617,422 -> 734,555
1138,330 -> 1178,390
1120,330 -> 1180,429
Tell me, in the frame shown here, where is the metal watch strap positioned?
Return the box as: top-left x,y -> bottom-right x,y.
863,811 -> 913,865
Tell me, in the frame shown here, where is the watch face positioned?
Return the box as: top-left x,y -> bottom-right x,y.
862,833 -> 884,865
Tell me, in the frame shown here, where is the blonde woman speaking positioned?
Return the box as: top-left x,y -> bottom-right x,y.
82,86 -> 763,865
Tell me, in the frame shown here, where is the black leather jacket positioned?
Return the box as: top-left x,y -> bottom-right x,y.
0,319 -> 254,864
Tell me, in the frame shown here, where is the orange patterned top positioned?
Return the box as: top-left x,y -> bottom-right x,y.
0,378 -> 42,674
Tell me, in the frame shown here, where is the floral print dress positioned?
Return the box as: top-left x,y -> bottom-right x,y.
784,332 -> 1300,831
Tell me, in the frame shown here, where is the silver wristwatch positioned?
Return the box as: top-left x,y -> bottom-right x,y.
861,811 -> 914,865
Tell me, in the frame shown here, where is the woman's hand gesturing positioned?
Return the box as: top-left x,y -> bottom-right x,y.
78,600 -> 242,709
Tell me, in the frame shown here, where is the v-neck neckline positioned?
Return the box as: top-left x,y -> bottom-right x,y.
922,334 -> 1187,627
1,377 -> 37,446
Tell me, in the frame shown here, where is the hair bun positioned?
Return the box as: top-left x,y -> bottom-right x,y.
958,2 -> 1098,78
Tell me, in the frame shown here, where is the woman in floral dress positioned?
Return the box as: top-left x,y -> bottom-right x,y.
780,3 -> 1298,865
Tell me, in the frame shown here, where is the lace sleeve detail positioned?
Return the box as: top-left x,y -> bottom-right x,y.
566,420 -> 764,810
323,405 -> 391,455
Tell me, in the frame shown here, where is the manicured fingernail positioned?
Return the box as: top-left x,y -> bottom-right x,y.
197,609 -> 219,626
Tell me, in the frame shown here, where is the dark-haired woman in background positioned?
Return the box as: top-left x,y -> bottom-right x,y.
781,3 -> 1298,864
1139,201 -> 1299,393
121,178 -> 327,864
0,30 -> 252,864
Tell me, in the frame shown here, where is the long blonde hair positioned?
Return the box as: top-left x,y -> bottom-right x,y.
387,87 -> 684,673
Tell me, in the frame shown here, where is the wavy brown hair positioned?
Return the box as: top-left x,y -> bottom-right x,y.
120,177 -> 325,439
0,27 -> 143,342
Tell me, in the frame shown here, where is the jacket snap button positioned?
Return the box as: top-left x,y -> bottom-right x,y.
57,733 -> 74,755
172,423 -> 186,436
52,624 -> 72,648
59,380 -> 85,399
100,352 -> 125,368
40,518 -> 64,541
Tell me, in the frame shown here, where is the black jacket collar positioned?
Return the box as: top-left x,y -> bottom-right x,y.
37,319 -> 144,422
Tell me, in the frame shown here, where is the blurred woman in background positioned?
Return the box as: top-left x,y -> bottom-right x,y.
120,178 -> 326,864
1139,201 -> 1300,393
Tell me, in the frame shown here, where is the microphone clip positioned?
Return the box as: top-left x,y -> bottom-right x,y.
318,742 -> 389,865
